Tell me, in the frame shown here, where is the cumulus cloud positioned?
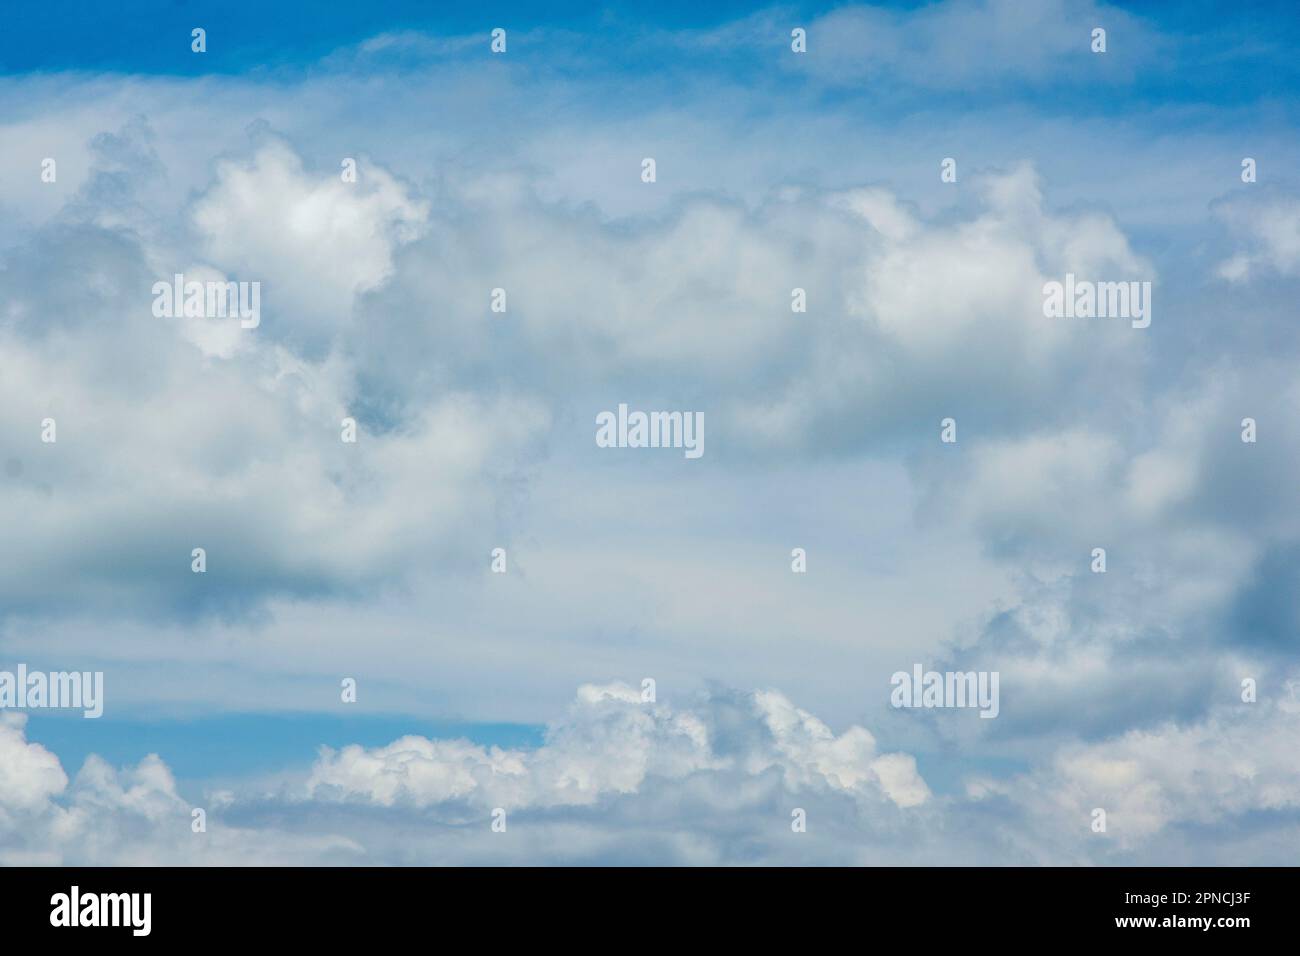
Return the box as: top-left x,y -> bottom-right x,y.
191,139 -> 430,344
0,683 -> 933,865
1,116 -> 1165,629
0,712 -> 362,865
0,128 -> 548,619
975,683 -> 1300,857
0,714 -> 66,816
308,682 -> 929,811
7,677 -> 1298,865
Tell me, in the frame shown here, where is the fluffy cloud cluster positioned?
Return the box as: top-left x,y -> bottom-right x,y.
970,686 -> 1300,861
5,677 -> 1297,865
0,685 -> 932,865
1,116 -> 1163,621
191,140 -> 430,343
307,681 -> 929,811
0,712 -> 366,865
0,131 -> 549,618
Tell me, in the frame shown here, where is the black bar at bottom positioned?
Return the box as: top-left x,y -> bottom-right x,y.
0,866 -> 1288,942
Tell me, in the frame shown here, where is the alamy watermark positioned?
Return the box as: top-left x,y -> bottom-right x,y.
152,273 -> 261,328
596,404 -> 704,459
0,664 -> 103,718
50,887 -> 150,936
890,664 -> 999,718
1042,273 -> 1151,329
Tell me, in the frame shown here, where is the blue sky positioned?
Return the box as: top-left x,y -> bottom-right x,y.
4,0 -> 1299,104
1,0 -> 1299,865
0,1 -> 818,74
23,711 -> 545,785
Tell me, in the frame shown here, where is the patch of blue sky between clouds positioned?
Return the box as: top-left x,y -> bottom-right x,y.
21,711 -> 545,785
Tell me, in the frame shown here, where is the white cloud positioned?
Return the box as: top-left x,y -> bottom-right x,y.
6,677 -> 1297,865
0,682 -> 933,865
0,714 -> 67,815
191,139 -> 429,338
999,685 -> 1300,850
308,682 -> 927,811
